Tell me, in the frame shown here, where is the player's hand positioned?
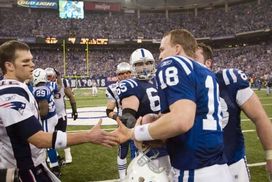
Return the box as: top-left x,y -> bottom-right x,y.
141,113 -> 160,124
139,114 -> 165,148
88,119 -> 119,148
111,117 -> 133,144
72,111 -> 78,120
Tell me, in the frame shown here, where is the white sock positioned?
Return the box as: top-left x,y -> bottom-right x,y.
117,156 -> 127,180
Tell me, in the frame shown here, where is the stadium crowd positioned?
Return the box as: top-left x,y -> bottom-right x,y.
31,41 -> 272,87
0,0 -> 271,38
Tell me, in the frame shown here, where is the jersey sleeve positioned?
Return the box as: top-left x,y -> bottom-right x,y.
156,57 -> 196,112
221,69 -> 253,106
0,87 -> 37,127
117,79 -> 141,102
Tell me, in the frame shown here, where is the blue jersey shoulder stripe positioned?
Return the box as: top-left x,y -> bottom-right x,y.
172,56 -> 192,75
228,69 -> 237,83
123,79 -> 138,88
222,69 -> 239,85
0,87 -> 29,102
176,55 -> 193,69
222,69 -> 230,85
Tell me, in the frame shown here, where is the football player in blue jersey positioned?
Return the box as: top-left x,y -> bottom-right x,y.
0,40 -> 119,182
113,30 -> 232,182
106,62 -> 137,180
195,43 -> 272,182
117,48 -> 171,177
32,68 -> 62,177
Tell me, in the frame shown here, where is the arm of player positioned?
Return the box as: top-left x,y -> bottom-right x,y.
121,95 -> 139,128
64,87 -> 78,120
146,99 -> 195,140
28,119 -> 119,149
113,99 -> 196,143
241,93 -> 272,173
37,100 -> 49,119
106,100 -> 117,120
54,69 -> 62,92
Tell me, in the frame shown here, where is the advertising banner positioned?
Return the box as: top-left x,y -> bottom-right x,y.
17,0 -> 58,9
85,2 -> 121,12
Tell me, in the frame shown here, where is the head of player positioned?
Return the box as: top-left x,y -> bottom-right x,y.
195,43 -> 213,69
32,68 -> 47,87
0,40 -> 34,82
130,48 -> 156,80
159,29 -> 197,61
45,67 -> 57,82
116,62 -> 132,81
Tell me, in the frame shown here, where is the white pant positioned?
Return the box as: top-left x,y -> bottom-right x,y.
92,87 -> 98,96
42,115 -> 58,132
229,158 -> 250,182
171,164 -> 233,182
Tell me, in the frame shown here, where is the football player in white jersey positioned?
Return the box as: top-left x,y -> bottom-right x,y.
106,62 -> 135,180
0,40 -> 119,182
195,43 -> 272,182
113,30 -> 232,182
46,68 -> 78,164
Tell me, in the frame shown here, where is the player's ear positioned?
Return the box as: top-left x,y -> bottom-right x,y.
5,61 -> 15,72
204,59 -> 213,69
175,44 -> 183,55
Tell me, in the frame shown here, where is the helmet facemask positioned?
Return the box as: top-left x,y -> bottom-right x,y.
130,48 -> 156,80
132,59 -> 155,80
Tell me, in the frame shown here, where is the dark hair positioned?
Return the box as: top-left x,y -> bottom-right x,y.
163,29 -> 197,58
0,40 -> 30,74
197,43 -> 213,61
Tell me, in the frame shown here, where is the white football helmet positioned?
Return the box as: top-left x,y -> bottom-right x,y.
124,151 -> 169,182
116,62 -> 131,74
32,68 -> 47,86
130,48 -> 156,80
45,67 -> 56,81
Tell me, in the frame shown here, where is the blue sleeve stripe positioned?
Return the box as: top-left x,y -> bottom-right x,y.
0,87 -> 29,102
172,56 -> 191,75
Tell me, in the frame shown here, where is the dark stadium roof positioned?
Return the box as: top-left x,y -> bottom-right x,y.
83,0 -> 254,10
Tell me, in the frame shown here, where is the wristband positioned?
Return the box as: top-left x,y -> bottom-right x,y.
134,124 -> 153,141
266,150 -> 272,160
52,130 -> 67,149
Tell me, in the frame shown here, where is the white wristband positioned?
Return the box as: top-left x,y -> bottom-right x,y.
55,131 -> 67,149
266,150 -> 272,160
134,124 -> 154,141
